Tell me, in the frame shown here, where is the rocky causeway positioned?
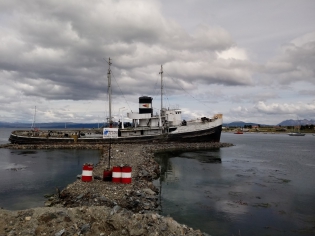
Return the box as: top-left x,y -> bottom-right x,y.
0,142 -> 233,236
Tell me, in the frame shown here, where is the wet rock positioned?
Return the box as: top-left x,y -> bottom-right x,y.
44,193 -> 54,198
44,201 -> 53,207
143,188 -> 155,195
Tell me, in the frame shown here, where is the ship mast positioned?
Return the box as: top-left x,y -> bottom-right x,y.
107,58 -> 112,127
159,65 -> 163,116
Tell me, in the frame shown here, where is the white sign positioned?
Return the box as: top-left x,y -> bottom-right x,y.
103,128 -> 118,139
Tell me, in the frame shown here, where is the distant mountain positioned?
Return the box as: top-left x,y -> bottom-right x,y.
223,119 -> 315,127
277,119 -> 315,126
223,121 -> 271,127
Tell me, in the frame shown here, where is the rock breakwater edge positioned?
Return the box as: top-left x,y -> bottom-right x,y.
0,142 -> 233,236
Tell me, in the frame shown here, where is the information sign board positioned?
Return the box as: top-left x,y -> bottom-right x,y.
103,128 -> 118,139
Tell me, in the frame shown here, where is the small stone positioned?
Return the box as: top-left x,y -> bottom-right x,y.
45,201 -> 53,207
99,196 -> 107,201
110,205 -> 121,215
80,224 -> 90,234
55,229 -> 65,236
25,216 -> 31,221
76,194 -> 84,199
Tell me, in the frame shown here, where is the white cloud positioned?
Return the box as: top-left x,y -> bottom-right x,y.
217,47 -> 248,60
254,101 -> 315,115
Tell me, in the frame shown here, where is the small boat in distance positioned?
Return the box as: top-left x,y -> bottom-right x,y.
288,133 -> 305,136
288,120 -> 305,136
234,130 -> 243,134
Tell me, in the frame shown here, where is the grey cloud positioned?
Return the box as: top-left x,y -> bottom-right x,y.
1,0 -> 313,124
230,92 -> 279,104
263,32 -> 315,85
0,0 -> 248,107
298,90 -> 315,96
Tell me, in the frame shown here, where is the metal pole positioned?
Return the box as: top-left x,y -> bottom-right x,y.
159,65 -> 163,116
107,58 -> 112,127
108,138 -> 111,169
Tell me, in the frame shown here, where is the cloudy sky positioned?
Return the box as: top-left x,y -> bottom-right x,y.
1,0 -> 314,125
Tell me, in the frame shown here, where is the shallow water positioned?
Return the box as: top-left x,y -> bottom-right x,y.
154,132 -> 315,236
0,128 -> 100,210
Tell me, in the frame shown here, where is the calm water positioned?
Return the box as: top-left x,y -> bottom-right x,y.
154,132 -> 315,236
0,128 -> 100,210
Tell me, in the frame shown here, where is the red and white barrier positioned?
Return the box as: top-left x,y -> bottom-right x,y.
81,164 -> 93,182
121,166 -> 132,184
112,166 -> 122,183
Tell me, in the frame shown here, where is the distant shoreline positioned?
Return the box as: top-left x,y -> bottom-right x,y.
223,130 -> 315,134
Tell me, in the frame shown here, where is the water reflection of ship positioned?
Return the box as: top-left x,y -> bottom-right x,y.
156,150 -> 222,166
164,162 -> 180,184
154,152 -> 179,213
155,152 -> 180,183
155,150 -> 222,186
154,150 -> 222,212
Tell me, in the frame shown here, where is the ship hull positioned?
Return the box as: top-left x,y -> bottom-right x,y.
9,125 -> 222,145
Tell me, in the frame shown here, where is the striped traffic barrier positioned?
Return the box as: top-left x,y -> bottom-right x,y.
81,164 -> 93,182
112,166 -> 122,183
121,166 -> 132,184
